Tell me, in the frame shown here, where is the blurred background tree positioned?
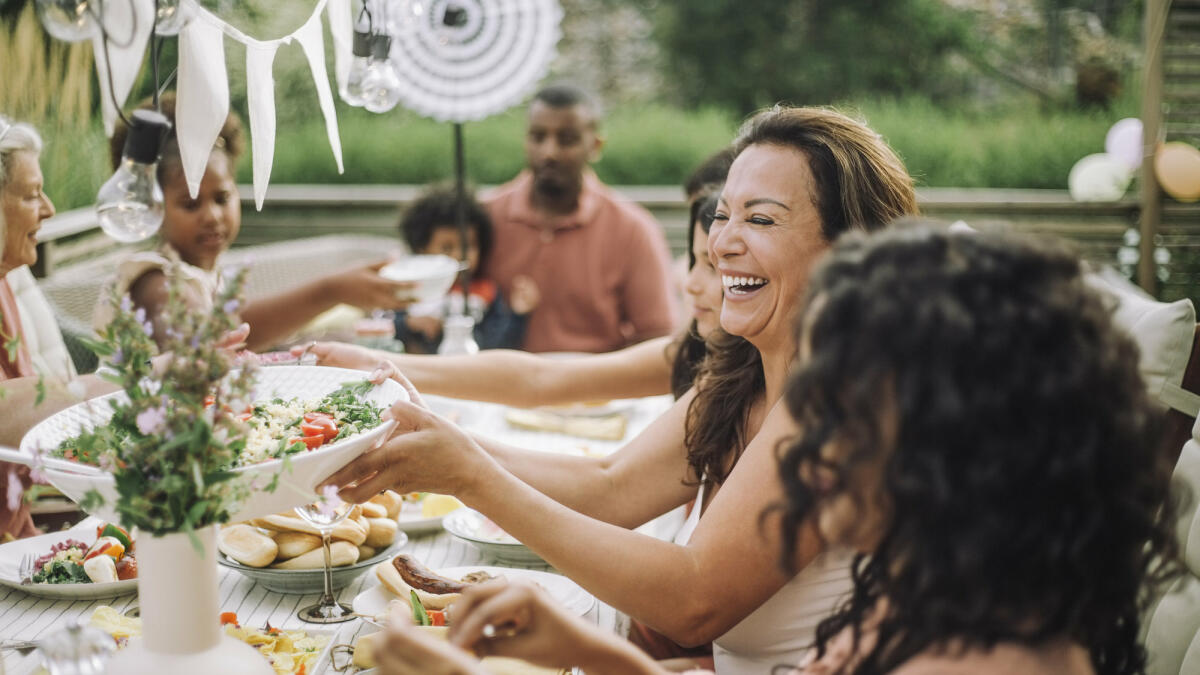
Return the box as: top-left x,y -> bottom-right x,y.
653,0 -> 976,113
0,0 -> 1154,207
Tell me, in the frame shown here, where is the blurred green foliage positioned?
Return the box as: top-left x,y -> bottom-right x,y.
244,93 -> 1137,196
653,0 -> 976,114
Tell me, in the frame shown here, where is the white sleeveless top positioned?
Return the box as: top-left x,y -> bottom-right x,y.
6,265 -> 75,380
675,483 -> 854,674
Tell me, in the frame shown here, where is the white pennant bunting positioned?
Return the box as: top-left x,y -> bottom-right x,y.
93,0 -> 155,136
294,13 -> 344,174
246,42 -> 279,212
176,16 -> 230,198
326,0 -> 353,97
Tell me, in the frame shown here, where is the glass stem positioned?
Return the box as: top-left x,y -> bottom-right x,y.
320,528 -> 335,606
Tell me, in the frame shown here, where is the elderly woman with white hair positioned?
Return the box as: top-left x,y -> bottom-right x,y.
0,114 -> 65,538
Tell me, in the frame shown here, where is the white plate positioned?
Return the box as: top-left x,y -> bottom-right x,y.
532,399 -> 638,419
353,565 -> 595,619
0,517 -> 137,599
443,509 -> 542,564
396,513 -> 446,535
19,366 -> 407,524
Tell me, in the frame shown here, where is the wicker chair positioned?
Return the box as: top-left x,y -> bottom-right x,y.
39,234 -> 403,372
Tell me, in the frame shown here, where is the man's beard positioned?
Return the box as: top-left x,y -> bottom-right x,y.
534,172 -> 581,200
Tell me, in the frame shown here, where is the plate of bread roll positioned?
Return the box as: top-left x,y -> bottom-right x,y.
217,491 -> 408,594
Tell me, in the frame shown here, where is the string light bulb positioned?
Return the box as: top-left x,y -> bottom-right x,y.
96,110 -> 171,243
35,0 -> 97,42
154,0 -> 188,36
341,29 -> 373,107
361,34 -> 403,113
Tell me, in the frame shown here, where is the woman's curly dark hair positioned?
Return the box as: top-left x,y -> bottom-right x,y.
777,223 -> 1181,675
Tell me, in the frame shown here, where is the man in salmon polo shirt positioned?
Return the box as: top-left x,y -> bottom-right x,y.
483,84 -> 678,353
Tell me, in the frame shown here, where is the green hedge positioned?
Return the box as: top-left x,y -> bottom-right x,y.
41,95 -> 1138,211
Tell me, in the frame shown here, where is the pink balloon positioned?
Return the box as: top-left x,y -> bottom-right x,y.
1155,142 -> 1200,202
1105,118 -> 1143,170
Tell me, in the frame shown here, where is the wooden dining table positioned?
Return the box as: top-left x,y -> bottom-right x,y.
0,393 -> 678,675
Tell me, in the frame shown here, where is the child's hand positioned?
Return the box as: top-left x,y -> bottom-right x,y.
509,276 -> 540,315
406,314 -> 443,340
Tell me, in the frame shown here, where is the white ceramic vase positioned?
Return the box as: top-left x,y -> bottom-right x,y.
103,525 -> 272,675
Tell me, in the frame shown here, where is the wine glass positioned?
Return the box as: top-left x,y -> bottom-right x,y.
293,490 -> 355,623
37,622 -> 116,674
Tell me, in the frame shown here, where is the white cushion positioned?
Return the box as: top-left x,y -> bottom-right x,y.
1085,269 -> 1196,415
1143,414 -> 1200,674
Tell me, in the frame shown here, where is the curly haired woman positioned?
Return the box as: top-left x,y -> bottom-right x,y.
778,223 -> 1180,674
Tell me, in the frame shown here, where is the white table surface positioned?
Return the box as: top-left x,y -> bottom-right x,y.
0,394 -> 677,675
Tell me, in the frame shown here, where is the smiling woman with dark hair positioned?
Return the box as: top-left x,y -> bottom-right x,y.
779,223 -> 1181,675
362,224 -> 1183,675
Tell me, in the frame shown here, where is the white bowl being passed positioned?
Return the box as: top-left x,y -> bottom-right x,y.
20,366 -> 406,524
378,255 -> 461,304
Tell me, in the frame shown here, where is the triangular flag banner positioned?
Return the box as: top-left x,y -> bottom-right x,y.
246,42 -> 279,211
176,16 -> 230,198
92,0 -> 155,136
326,0 -> 352,97
294,13 -> 344,174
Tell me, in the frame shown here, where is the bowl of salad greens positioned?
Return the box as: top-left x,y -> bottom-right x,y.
20,366 -> 406,524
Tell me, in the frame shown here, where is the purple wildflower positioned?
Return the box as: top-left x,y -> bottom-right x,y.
134,307 -> 146,324
223,299 -> 239,315
5,469 -> 21,512
111,347 -> 124,365
120,295 -> 133,313
318,484 -> 344,518
142,321 -> 154,337
136,405 -> 167,435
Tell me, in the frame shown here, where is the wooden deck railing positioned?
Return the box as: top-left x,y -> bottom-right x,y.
33,184 -> 1200,304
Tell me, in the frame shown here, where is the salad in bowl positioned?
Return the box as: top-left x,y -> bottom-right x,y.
20,366 -> 407,524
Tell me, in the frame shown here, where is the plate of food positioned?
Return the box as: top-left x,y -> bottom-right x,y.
443,509 -> 542,564
0,518 -> 138,599
394,491 -> 463,534
353,554 -> 595,623
19,366 -> 407,524
216,499 -> 409,594
89,605 -> 334,675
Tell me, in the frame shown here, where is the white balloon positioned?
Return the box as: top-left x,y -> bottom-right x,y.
1068,153 -> 1133,202
1104,118 -> 1144,171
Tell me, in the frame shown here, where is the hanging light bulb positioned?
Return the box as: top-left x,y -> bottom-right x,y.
342,29 -> 374,107
96,110 -> 171,243
361,35 -> 403,113
35,0 -> 96,42
153,0 -> 189,36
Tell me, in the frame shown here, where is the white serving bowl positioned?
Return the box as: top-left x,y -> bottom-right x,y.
443,509 -> 544,565
20,366 -> 406,524
378,255 -> 461,304
218,537 -> 407,594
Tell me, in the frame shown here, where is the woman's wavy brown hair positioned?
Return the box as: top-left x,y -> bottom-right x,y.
684,106 -> 917,487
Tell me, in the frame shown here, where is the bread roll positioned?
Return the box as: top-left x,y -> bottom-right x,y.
253,514 -> 367,545
353,514 -> 370,537
374,560 -> 460,610
219,524 -> 278,568
358,544 -> 377,560
360,502 -> 387,519
369,490 -> 404,519
365,517 -> 398,548
274,531 -> 321,560
271,540 -> 359,569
